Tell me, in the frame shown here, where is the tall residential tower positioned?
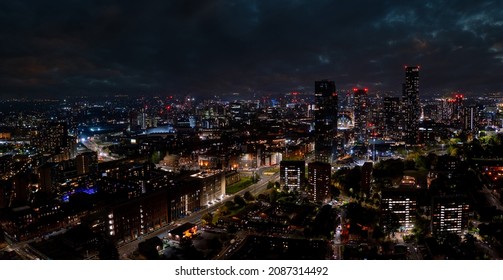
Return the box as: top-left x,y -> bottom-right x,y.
314,80 -> 338,163
353,88 -> 369,143
402,66 -> 420,145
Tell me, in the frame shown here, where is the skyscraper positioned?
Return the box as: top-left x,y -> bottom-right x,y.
308,161 -> 331,202
31,121 -> 76,161
381,186 -> 417,231
31,121 -> 68,155
76,151 -> 98,175
383,97 -> 400,138
280,160 -> 305,191
402,66 -> 420,144
431,194 -> 469,236
314,80 -> 338,163
353,88 -> 369,142
463,105 -> 479,134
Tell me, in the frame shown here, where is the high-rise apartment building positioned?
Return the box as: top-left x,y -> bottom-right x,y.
361,162 -> 373,196
314,80 -> 338,163
402,66 -> 420,144
76,151 -> 98,175
381,186 -> 417,231
353,88 -> 369,142
463,105 -> 479,133
431,194 -> 469,236
32,121 -> 69,155
307,161 -> 331,202
280,160 -> 305,191
453,94 -> 464,122
383,97 -> 401,137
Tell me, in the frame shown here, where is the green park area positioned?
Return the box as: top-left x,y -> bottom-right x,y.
263,167 -> 280,176
226,177 -> 253,194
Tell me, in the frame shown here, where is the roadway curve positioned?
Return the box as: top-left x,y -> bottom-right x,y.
117,168 -> 279,258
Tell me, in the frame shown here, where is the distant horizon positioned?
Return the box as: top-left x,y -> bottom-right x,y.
0,85 -> 502,101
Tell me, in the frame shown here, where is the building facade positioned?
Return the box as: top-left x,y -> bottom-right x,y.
402,66 -> 420,145
353,88 -> 369,143
381,186 -> 417,231
314,80 -> 338,163
280,160 -> 305,191
383,97 -> 401,138
107,190 -> 170,243
431,194 -> 469,236
307,161 -> 331,202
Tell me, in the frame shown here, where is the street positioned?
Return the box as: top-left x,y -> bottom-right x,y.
117,168 -> 279,258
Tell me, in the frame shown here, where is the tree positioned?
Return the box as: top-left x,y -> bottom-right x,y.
337,166 -> 362,195
329,185 -> 340,199
224,200 -> 235,209
219,205 -> 229,216
372,226 -> 385,242
234,195 -> 246,207
243,191 -> 255,202
383,212 -> 400,237
179,238 -> 203,260
448,146 -> 460,157
201,212 -> 213,225
257,193 -> 268,201
138,237 -> 162,260
404,159 -> 416,170
267,181 -> 274,189
269,191 -> 278,203
415,155 -> 429,170
150,151 -> 161,163
373,159 -> 404,179
98,240 -> 119,260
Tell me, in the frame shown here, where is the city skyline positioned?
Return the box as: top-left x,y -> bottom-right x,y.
2,77 -> 503,260
1,1 -> 503,98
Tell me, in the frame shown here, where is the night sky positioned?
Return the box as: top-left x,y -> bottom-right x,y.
1,0 -> 502,98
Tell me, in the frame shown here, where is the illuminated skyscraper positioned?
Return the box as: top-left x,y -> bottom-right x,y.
31,121 -> 73,158
463,105 -> 479,133
314,80 -> 338,163
383,97 -> 400,137
353,88 -> 368,142
280,160 -> 305,191
381,186 -> 417,231
308,161 -> 331,202
76,151 -> 98,175
402,66 -> 420,144
431,194 -> 469,236
453,94 -> 464,121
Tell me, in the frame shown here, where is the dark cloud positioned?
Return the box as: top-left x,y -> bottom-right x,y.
0,0 -> 502,98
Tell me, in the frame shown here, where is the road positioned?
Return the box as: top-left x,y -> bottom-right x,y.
0,167 -> 278,260
476,240 -> 502,259
213,230 -> 250,260
471,167 -> 503,211
117,168 -> 279,259
0,236 -> 43,260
